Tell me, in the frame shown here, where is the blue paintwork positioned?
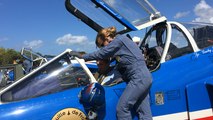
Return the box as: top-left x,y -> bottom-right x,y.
150,47 -> 213,116
0,83 -> 126,120
0,87 -> 84,120
1,0 -> 213,119
0,48 -> 212,119
186,77 -> 212,112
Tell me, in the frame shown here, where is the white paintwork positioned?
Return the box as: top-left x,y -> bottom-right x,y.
136,16 -> 167,30
75,57 -> 97,83
153,111 -> 188,120
189,108 -> 213,119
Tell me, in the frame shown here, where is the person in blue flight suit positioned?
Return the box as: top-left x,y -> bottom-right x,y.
22,59 -> 32,74
72,26 -> 153,120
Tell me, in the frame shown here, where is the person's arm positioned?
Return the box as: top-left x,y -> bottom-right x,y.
82,37 -> 123,61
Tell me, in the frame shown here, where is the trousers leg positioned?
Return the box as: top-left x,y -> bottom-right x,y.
135,94 -> 153,120
116,78 -> 150,120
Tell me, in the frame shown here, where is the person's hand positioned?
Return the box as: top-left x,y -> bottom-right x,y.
69,51 -> 82,58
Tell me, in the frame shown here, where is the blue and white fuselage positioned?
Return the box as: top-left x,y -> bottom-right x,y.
0,0 -> 212,120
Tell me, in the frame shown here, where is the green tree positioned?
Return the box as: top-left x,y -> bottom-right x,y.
0,48 -> 6,65
0,47 -> 22,66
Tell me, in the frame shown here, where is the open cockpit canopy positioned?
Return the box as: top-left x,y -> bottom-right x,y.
65,0 -> 167,34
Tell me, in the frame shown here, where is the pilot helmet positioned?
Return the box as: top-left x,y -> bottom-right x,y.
79,82 -> 105,109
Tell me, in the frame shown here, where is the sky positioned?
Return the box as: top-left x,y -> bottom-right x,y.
0,0 -> 213,56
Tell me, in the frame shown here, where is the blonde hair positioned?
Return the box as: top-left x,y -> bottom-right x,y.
95,26 -> 117,48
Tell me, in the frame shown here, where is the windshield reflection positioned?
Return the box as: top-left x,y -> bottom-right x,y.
182,22 -> 213,49
1,54 -> 90,102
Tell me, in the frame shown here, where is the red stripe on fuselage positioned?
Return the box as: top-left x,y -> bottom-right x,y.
196,116 -> 213,120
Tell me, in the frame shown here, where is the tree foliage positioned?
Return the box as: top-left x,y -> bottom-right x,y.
0,47 -> 22,65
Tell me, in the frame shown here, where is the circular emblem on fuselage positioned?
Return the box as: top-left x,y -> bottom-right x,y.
52,108 -> 87,120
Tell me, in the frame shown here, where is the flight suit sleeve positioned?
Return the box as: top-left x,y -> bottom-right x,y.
82,37 -> 123,61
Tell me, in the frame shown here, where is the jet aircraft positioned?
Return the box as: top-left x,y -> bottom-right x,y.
65,0 -> 213,119
0,0 -> 212,120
